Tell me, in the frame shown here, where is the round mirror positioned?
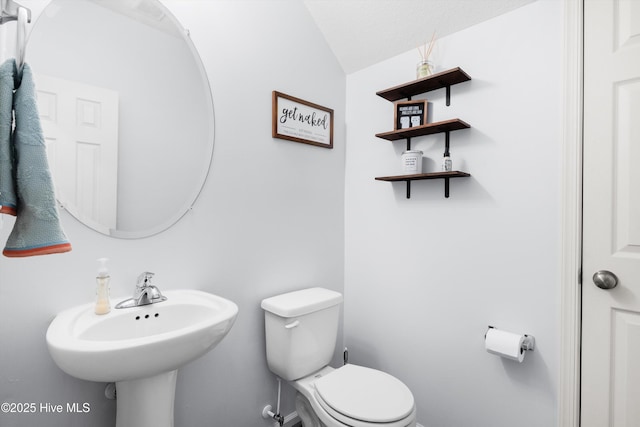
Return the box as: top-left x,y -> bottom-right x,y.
27,0 -> 214,238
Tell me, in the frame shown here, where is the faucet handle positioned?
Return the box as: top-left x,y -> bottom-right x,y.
137,271 -> 155,287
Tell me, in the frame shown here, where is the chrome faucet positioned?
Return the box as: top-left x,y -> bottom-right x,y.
115,271 -> 167,309
134,272 -> 165,305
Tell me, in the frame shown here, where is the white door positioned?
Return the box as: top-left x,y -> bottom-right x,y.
36,74 -> 119,234
582,1 -> 640,426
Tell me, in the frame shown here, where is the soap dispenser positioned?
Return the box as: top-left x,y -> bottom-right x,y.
95,258 -> 111,315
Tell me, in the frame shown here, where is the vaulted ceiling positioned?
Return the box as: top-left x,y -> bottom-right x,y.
303,0 -> 535,74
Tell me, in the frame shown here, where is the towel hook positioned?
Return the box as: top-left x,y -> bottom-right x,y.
0,0 -> 31,25
15,5 -> 28,75
0,0 -> 31,80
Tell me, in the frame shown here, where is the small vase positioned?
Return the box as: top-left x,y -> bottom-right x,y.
416,60 -> 434,79
442,154 -> 452,172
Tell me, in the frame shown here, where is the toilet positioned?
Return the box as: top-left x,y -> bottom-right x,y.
261,287 -> 416,427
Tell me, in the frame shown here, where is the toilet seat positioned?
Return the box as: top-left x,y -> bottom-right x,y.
313,364 -> 415,426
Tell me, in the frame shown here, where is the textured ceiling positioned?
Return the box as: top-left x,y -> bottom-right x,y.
303,0 -> 535,74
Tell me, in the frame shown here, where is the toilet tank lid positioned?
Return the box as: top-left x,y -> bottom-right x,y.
261,287 -> 343,318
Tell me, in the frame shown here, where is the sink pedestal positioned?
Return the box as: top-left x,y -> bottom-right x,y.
116,370 -> 177,427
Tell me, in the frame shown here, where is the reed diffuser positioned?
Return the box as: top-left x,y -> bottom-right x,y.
416,32 -> 436,79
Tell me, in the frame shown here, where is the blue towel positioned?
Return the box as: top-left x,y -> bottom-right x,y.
3,62 -> 71,257
0,59 -> 17,215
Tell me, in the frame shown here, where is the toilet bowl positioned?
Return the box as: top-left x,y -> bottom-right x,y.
293,365 -> 416,427
261,287 -> 417,427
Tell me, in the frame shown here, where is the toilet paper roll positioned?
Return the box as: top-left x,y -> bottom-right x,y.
485,328 -> 525,362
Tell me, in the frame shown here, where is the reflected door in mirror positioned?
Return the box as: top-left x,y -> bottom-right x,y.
38,74 -> 119,234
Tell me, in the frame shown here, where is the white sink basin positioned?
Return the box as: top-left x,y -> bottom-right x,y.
46,289 -> 238,382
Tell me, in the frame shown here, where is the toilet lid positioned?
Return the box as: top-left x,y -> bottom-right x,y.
314,364 -> 414,423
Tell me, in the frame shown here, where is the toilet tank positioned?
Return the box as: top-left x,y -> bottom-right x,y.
261,287 -> 343,381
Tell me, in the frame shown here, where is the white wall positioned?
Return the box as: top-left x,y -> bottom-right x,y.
1,1 -> 567,426
0,1 -> 345,426
344,2 -> 562,426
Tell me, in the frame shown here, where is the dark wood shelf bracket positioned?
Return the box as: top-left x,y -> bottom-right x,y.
444,132 -> 450,156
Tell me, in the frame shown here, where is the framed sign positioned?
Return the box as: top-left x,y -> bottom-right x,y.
394,100 -> 428,130
272,91 -> 334,149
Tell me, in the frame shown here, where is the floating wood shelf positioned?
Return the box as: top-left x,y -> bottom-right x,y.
375,171 -> 471,182
375,171 -> 471,198
375,118 -> 470,141
376,67 -> 471,103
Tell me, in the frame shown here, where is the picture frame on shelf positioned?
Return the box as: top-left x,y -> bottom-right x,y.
394,99 -> 428,130
272,91 -> 334,149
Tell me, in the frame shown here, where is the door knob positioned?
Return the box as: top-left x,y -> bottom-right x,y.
593,270 -> 618,290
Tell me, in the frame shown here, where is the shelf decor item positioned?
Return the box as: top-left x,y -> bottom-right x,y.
401,150 -> 423,174
416,59 -> 433,79
394,99 -> 428,130
416,32 -> 436,78
442,152 -> 452,172
272,91 -> 334,149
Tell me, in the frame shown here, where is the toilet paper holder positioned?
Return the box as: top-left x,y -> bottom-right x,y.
487,325 -> 535,352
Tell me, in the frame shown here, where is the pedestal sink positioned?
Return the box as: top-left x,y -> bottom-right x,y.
46,290 -> 238,427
